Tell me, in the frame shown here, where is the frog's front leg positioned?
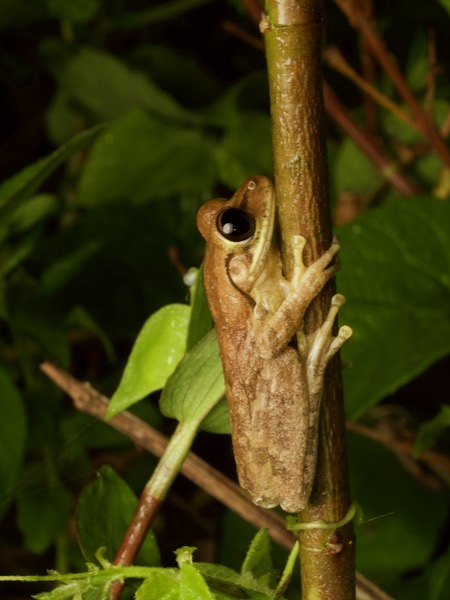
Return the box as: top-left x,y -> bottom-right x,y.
256,235 -> 341,358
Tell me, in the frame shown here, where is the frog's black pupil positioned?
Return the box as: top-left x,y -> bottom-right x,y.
218,208 -> 255,242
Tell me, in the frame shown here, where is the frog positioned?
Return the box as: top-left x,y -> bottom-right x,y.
197,176 -> 352,513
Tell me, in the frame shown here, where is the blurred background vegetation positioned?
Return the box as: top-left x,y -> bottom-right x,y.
1,0 -> 450,598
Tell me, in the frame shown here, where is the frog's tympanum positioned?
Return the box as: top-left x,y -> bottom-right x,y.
197,176 -> 352,513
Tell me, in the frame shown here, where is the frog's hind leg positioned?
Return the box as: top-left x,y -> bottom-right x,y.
306,293 -> 352,397
300,294 -> 352,501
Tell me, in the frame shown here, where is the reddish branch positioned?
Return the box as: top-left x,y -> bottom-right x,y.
334,0 -> 450,169
41,361 -> 395,599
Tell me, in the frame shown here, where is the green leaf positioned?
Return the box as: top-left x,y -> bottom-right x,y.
64,305 -> 115,361
383,101 -> 449,147
215,111 -> 273,189
159,329 -> 225,428
414,405 -> 450,457
16,485 -> 72,554
405,31 -> 428,92
0,366 -> 26,520
33,576 -> 113,600
46,0 -> 101,23
397,546 -> 450,600
107,304 -> 190,418
338,198 -> 450,418
0,0 -> 47,30
349,433 -> 448,588
1,229 -> 42,275
112,0 -> 213,30
334,138 -> 381,195
241,530 -> 274,589
78,108 -> 216,207
8,289 -> 70,366
437,0 -> 450,17
40,241 -> 101,294
180,564 -> 214,600
0,125 -> 103,220
196,562 -> 276,598
76,465 -> 160,566
136,570 -> 180,600
6,193 -> 57,236
199,397 -> 230,435
55,45 -> 201,124
186,266 -> 213,351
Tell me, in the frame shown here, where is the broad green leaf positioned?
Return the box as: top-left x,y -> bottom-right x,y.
414,405 -> 450,457
6,193 -> 57,236
185,266 -> 213,351
136,570 -> 180,600
338,198 -> 450,418
40,241 -> 101,294
1,228 -> 42,275
0,125 -> 103,219
215,111 -> 273,189
350,433 -> 448,588
78,108 -> 216,207
130,43 -> 222,107
76,465 -> 160,566
405,31 -> 428,92
334,138 -> 381,195
396,546 -> 450,600
54,45 -> 200,124
180,564 -> 213,600
383,101 -> 448,147
437,0 -> 450,17
199,397 -> 230,434
241,530 -> 274,589
0,0 -> 47,30
46,89 -> 81,145
46,0 -> 101,23
159,329 -> 225,427
8,291 -> 70,366
112,0 -> 213,30
107,304 -> 190,418
414,153 -> 442,189
0,367 -> 26,520
17,485 -> 72,554
196,562 -> 277,599
33,576 -> 113,600
65,305 -> 114,361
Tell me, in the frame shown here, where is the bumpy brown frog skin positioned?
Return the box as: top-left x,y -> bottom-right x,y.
197,176 -> 352,513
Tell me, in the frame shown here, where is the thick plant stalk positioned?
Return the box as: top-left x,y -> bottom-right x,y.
263,1 -> 356,598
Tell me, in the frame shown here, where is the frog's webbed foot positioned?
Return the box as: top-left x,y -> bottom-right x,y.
306,293 -> 352,399
291,235 -> 341,299
297,294 -> 352,496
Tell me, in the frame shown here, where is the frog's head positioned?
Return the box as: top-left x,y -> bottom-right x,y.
197,176 -> 275,293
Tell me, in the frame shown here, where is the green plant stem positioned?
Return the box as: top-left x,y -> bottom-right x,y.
263,1 -> 355,598
109,422 -> 197,600
110,421 -> 198,600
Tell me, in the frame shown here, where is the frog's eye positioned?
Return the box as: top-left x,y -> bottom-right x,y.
217,208 -> 255,242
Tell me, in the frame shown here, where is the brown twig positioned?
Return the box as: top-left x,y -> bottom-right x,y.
40,361 -> 393,600
263,0 -> 356,597
39,361 -> 293,549
347,420 -> 450,477
222,19 -> 419,203
324,46 -> 414,127
241,0 -> 263,24
356,0 -> 377,134
334,0 -> 450,169
323,84 -> 420,198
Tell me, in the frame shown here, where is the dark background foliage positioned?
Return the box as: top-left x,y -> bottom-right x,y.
1,0 -> 450,598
